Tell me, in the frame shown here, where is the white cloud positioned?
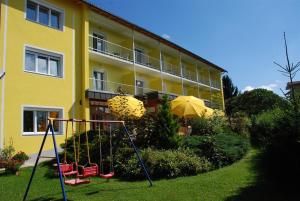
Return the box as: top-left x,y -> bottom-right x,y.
162,34 -> 171,40
243,86 -> 255,92
242,83 -> 278,92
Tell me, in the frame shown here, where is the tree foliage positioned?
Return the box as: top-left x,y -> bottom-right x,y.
154,95 -> 180,149
225,88 -> 288,116
222,74 -> 239,100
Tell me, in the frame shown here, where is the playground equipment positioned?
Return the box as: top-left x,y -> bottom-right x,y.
60,120 -> 89,185
23,118 -> 153,201
77,120 -> 99,178
98,123 -> 115,179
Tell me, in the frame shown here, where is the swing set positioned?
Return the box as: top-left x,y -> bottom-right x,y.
23,118 -> 153,201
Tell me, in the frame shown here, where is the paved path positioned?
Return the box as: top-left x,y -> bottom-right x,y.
22,148 -> 63,168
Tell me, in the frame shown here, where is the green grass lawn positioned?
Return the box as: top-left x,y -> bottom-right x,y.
1,149 -> 296,201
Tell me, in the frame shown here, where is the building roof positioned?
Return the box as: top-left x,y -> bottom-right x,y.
78,0 -> 227,72
286,81 -> 300,90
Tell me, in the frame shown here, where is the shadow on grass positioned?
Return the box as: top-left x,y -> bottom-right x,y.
225,150 -> 300,201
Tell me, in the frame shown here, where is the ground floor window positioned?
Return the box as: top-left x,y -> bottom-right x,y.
23,107 -> 63,135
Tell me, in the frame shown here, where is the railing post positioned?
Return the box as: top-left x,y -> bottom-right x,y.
196,63 -> 200,98
179,52 -> 184,95
132,29 -> 137,95
159,42 -> 163,93
208,67 -> 213,106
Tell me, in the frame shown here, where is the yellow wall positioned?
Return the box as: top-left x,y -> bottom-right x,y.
136,72 -> 162,92
163,79 -> 182,95
1,0 -> 84,153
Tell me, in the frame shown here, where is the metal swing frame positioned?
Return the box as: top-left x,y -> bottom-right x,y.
23,118 -> 153,201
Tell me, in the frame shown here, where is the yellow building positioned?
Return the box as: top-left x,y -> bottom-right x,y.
0,0 -> 226,154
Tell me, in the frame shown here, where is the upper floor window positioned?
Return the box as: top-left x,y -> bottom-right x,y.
26,0 -> 63,30
25,47 -> 63,78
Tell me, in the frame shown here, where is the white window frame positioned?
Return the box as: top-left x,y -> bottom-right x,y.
25,0 -> 65,31
93,69 -> 107,91
24,45 -> 64,78
22,105 -> 64,136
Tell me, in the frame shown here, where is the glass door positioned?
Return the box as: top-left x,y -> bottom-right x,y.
93,71 -> 105,91
93,33 -> 105,52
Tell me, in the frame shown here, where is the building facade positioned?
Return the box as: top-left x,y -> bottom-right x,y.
0,0 -> 226,154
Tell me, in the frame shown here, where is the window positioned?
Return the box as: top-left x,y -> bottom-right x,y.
51,10 -> 60,29
23,107 -> 63,135
25,47 -> 63,77
39,5 -> 49,26
92,33 -> 106,52
26,1 -> 37,21
93,71 -> 106,91
26,0 -> 63,30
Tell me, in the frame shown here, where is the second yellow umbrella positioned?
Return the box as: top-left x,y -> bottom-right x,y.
171,96 -> 213,118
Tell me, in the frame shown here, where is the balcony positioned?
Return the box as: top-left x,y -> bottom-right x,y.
162,62 -> 181,76
89,35 -> 133,62
89,78 -> 135,95
211,80 -> 221,89
198,75 -> 210,86
134,50 -> 160,71
88,35 -> 219,90
182,69 -> 197,82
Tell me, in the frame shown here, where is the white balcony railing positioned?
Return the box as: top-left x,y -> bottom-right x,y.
89,78 -> 157,95
211,80 -> 221,89
90,78 -> 135,95
198,75 -> 210,86
162,62 -> 181,76
89,35 -> 133,62
134,50 -> 160,71
182,69 -> 197,82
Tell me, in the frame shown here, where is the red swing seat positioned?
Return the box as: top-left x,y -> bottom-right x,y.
60,163 -> 76,175
59,163 -> 90,186
78,163 -> 99,178
99,171 -> 115,179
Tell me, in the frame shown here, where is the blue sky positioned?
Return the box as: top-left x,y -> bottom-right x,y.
90,0 -> 300,95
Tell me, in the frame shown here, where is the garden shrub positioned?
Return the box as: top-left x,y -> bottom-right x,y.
114,148 -> 212,179
215,132 -> 250,165
0,145 -> 29,174
229,112 -> 251,136
249,105 -> 300,183
250,108 -> 285,147
190,114 -> 228,136
181,132 -> 250,168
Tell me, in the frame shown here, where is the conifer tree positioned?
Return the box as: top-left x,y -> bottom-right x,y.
154,95 -> 180,149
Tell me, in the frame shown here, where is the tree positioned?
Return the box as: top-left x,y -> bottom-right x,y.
222,75 -> 239,100
225,88 -> 288,117
274,32 -> 300,111
154,95 -> 180,149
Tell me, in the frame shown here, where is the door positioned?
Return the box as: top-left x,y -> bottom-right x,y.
93,33 -> 106,52
135,48 -> 144,64
136,80 -> 144,95
93,71 -> 105,91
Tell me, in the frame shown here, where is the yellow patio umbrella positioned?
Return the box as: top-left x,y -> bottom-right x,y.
108,95 -> 146,119
171,96 -> 213,118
